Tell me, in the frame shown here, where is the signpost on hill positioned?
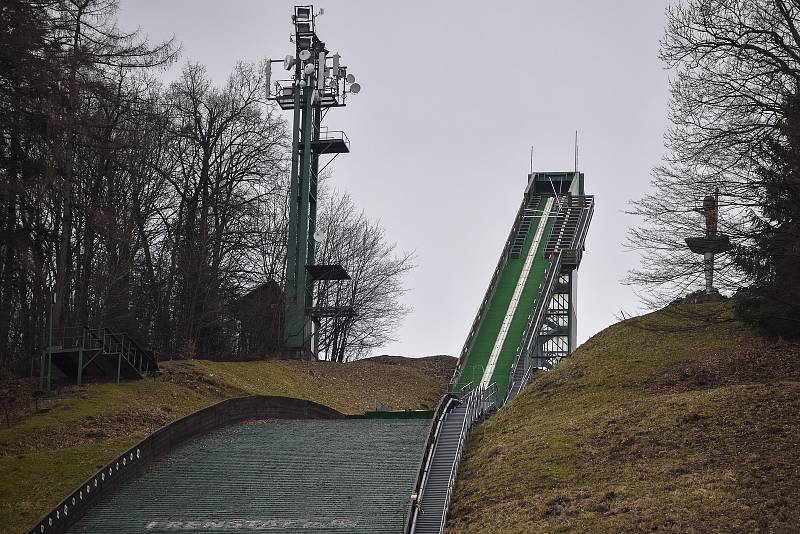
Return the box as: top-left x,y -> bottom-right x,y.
267,5 -> 361,358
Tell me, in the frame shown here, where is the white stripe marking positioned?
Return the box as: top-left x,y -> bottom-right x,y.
480,197 -> 554,389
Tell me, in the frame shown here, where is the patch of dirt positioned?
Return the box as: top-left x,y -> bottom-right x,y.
363,355 -> 457,385
652,337 -> 800,392
670,289 -> 728,306
0,378 -> 89,428
158,363 -> 242,398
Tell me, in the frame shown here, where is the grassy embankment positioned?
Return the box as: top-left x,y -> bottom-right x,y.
447,302 -> 799,533
0,355 -> 455,534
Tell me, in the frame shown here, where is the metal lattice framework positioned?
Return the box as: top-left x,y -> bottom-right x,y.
269,6 -> 361,356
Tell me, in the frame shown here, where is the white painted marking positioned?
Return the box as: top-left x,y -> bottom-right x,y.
480,197 -> 554,389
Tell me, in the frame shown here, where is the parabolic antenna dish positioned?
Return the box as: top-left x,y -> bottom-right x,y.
313,229 -> 326,243
346,73 -> 356,83
349,83 -> 361,94
299,49 -> 312,61
303,63 -> 315,75
283,55 -> 295,71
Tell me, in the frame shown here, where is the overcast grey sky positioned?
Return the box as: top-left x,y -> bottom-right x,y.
117,0 -> 673,358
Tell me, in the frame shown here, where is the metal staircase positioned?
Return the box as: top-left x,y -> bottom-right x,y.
36,326 -> 158,389
545,195 -> 594,267
406,386 -> 493,534
509,194 -> 542,258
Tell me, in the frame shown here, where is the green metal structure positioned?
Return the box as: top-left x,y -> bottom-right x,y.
272,5 -> 359,356
452,171 -> 594,401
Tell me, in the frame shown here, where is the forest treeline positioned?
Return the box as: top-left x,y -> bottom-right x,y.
0,0 -> 412,369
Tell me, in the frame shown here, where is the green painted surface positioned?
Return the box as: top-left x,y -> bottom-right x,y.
456,198 -> 555,400
68,419 -> 429,533
354,410 -> 435,419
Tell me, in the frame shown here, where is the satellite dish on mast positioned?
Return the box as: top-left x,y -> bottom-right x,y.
299,49 -> 312,61
303,63 -> 315,75
346,73 -> 356,83
283,55 -> 295,71
313,229 -> 326,243
349,83 -> 361,94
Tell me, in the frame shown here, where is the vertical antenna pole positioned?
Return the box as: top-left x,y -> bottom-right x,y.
574,130 -> 578,173
530,145 -> 534,174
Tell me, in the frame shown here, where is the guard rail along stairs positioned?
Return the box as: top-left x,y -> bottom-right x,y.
34,326 -> 158,390
405,384 -> 496,534
505,249 -> 563,402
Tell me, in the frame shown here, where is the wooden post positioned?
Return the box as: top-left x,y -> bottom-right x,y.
77,348 -> 83,386
46,352 -> 52,391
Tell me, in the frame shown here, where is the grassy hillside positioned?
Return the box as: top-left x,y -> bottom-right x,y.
0,355 -> 454,534
447,302 -> 799,533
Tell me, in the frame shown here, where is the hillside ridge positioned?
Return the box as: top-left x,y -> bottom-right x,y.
447,302 -> 799,533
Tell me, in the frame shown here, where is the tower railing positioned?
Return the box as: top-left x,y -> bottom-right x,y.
505,250 -> 563,404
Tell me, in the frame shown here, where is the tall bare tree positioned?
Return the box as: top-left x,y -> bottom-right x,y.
159,61 -> 286,357
313,190 -> 414,362
626,0 -> 800,331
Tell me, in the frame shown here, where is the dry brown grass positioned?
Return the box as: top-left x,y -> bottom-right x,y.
447,302 -> 800,533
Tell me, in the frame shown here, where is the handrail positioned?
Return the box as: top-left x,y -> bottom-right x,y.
404,394 -> 459,534
504,250 -> 563,405
482,383 -> 498,409
317,128 -> 349,145
519,362 -> 539,392
571,196 -> 594,253
438,384 -> 491,533
38,326 -> 158,380
450,196 -> 541,391
407,385 -> 495,534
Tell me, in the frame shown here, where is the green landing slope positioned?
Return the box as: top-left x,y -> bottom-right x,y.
68,419 -> 430,534
456,198 -> 555,400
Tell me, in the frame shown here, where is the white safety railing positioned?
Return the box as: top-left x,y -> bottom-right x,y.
504,250 -> 563,404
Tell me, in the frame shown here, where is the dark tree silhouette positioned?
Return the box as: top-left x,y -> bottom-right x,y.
626,0 -> 800,334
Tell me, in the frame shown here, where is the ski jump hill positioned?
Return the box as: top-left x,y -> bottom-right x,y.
29,171 -> 593,534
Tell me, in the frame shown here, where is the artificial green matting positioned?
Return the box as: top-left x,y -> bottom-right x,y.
456,197 -> 555,400
67,419 -> 429,533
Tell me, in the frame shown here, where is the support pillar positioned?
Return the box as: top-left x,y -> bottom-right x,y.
77,349 -> 83,386
46,352 -> 52,391
704,252 -> 714,294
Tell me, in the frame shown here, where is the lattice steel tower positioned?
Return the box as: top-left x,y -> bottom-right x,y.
269,5 -> 361,356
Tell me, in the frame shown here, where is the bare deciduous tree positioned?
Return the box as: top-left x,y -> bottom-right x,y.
313,190 -> 414,362
626,0 -> 800,325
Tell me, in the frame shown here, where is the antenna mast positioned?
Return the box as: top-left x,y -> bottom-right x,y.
574,130 -> 579,173
268,5 -> 361,357
530,145 -> 534,174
